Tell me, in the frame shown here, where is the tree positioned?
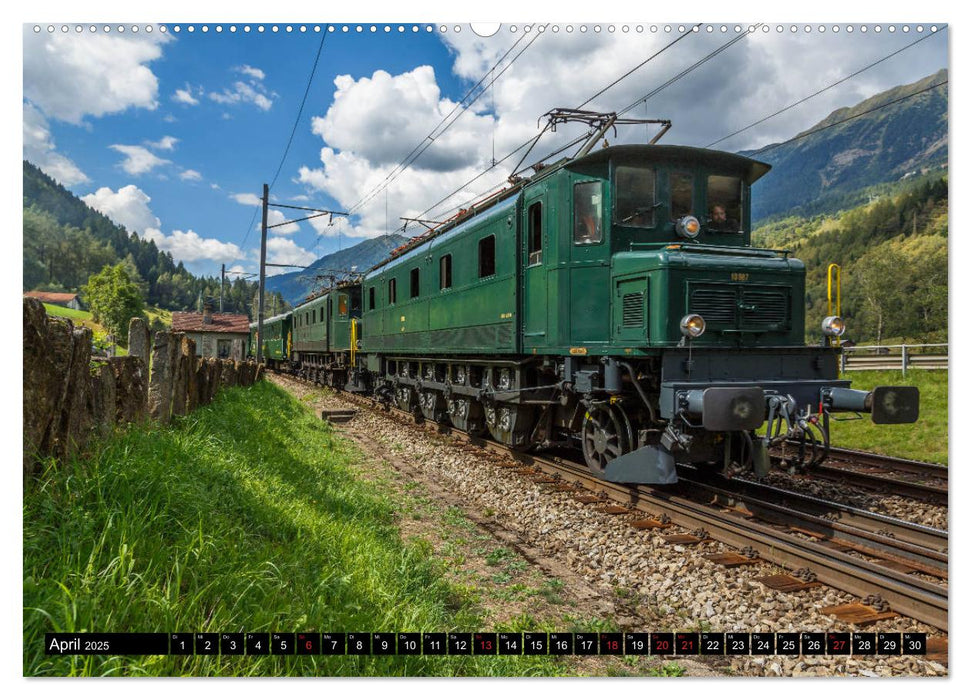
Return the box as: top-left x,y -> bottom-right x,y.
82,263 -> 145,348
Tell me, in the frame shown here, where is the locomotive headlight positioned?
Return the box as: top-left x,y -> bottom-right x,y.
676,215 -> 701,240
680,313 -> 707,338
822,315 -> 846,337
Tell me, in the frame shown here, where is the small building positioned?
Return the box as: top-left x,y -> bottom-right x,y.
171,303 -> 250,360
24,291 -> 83,310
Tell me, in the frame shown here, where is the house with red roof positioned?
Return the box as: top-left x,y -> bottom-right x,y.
171,303 -> 251,360
24,291 -> 83,310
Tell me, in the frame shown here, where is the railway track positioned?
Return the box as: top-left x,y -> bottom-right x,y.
277,372 -> 949,632
775,444 -> 948,505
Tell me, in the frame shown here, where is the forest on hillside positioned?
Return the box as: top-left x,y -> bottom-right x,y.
754,175 -> 948,345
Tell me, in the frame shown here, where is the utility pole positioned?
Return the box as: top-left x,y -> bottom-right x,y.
256,183 -> 268,365
220,263 -> 225,312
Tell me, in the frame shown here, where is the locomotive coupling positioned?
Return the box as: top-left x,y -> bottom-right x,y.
821,386 -> 920,424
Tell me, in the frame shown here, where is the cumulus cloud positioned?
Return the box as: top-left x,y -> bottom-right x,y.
109,144 -> 171,176
264,237 -> 313,273
265,209 -> 300,235
172,84 -> 201,106
209,66 -> 274,111
144,229 -> 242,263
81,184 -> 160,234
23,27 -> 170,125
231,192 -> 261,206
82,183 -> 242,264
23,103 -> 88,186
238,65 -> 266,81
179,169 -> 202,181
148,135 -> 179,151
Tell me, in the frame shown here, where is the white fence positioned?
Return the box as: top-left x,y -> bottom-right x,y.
840,343 -> 948,374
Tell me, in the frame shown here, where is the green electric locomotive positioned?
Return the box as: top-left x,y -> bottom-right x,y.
348,117 -> 918,484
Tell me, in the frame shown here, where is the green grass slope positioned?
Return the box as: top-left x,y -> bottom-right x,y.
23,383 -> 568,676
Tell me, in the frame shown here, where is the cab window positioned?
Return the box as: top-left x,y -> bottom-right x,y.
707,175 -> 743,232
670,172 -> 694,220
614,166 -> 656,228
338,294 -> 348,316
573,181 -> 603,244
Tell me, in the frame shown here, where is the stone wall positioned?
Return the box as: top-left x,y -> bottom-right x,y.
23,298 -> 264,472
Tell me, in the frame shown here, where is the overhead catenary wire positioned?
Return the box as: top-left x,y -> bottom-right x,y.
706,29 -> 943,149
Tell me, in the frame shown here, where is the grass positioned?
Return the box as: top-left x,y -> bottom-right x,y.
23,382 -> 570,677
829,369 -> 947,464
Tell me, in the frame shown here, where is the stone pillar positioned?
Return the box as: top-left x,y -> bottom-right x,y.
147,331 -> 177,423
171,334 -> 194,417
87,362 -> 117,440
128,317 -> 151,369
110,356 -> 148,423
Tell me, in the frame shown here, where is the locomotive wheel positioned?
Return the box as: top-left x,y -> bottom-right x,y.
581,404 -> 632,477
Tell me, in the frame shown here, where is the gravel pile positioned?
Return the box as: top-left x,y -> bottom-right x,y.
271,376 -> 947,677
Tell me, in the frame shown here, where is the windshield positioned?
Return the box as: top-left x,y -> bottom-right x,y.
613,165 -> 656,228
707,175 -> 743,232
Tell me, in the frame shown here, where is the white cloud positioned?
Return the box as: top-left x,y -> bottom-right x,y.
23,27 -> 170,125
209,66 -> 274,112
179,169 -> 202,181
148,135 -> 179,151
231,192 -> 261,206
265,209 -> 300,235
289,194 -> 310,202
23,103 -> 88,186
109,144 -> 171,176
81,184 -> 160,234
264,237 -> 313,273
211,183 -> 221,190
172,84 -> 201,106
210,81 -> 274,111
144,228 -> 242,263
238,65 -> 266,81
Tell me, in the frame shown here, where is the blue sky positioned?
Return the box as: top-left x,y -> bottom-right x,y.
23,21 -> 948,281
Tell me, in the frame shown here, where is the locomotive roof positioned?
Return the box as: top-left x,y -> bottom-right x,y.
567,144 -> 771,185
363,143 -> 771,276
249,311 -> 291,329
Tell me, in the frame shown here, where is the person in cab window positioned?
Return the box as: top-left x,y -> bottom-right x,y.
709,204 -> 739,232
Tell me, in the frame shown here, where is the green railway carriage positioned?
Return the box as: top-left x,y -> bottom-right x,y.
249,312 -> 292,369
290,281 -> 363,388
344,138 -> 918,483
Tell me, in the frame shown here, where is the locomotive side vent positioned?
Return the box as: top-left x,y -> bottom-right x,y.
622,292 -> 644,328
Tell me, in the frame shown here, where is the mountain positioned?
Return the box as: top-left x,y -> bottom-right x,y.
746,69 -> 947,222
264,234 -> 410,305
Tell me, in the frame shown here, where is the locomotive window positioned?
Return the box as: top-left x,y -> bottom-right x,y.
440,254 -> 452,290
573,181 -> 603,244
527,202 -> 542,265
410,268 -> 420,298
339,294 -> 348,316
305,312 -> 309,326
328,298 -> 332,321
389,278 -> 397,305
706,175 -> 743,232
670,172 -> 694,220
478,235 -> 496,278
369,287 -> 375,310
613,166 -> 656,228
